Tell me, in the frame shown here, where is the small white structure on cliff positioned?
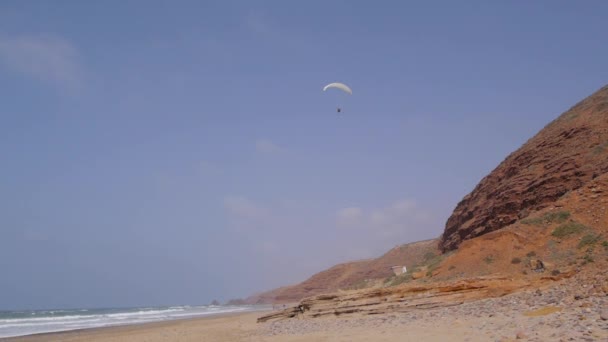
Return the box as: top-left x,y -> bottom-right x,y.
390,265 -> 407,276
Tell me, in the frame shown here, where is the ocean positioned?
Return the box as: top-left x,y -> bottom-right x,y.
0,304 -> 268,338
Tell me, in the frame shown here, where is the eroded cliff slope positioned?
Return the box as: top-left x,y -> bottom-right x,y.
441,85 -> 608,252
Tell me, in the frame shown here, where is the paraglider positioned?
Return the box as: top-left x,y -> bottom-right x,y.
323,82 -> 352,113
322,82 -> 352,95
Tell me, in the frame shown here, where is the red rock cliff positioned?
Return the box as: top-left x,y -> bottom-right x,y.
440,84 -> 608,252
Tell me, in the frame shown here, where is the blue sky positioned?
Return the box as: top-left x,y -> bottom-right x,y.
1,1 -> 607,309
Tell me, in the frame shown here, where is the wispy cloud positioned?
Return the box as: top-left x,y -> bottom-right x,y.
336,207 -> 364,228
219,195 -> 439,287
223,196 -> 270,223
336,199 -> 435,239
0,33 -> 83,90
370,200 -> 433,239
255,139 -> 284,154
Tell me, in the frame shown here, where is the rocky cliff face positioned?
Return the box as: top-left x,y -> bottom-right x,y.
440,85 -> 608,252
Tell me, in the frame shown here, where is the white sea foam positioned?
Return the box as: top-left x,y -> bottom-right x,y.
0,305 -> 266,338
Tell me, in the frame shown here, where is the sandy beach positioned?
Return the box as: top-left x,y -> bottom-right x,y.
3,311 -> 266,342
0,310 -> 496,342
6,278 -> 608,342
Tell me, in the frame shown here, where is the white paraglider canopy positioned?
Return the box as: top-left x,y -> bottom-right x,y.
322,82 -> 352,95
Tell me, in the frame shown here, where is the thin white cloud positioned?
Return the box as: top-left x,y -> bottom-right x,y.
223,196 -> 270,222
331,199 -> 440,259
336,199 -> 434,238
220,196 -> 439,289
0,33 -> 83,89
336,207 -> 364,228
370,200 -> 416,226
255,139 -> 284,154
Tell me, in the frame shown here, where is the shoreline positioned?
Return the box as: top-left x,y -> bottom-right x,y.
2,309 -> 271,342
4,272 -> 607,342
